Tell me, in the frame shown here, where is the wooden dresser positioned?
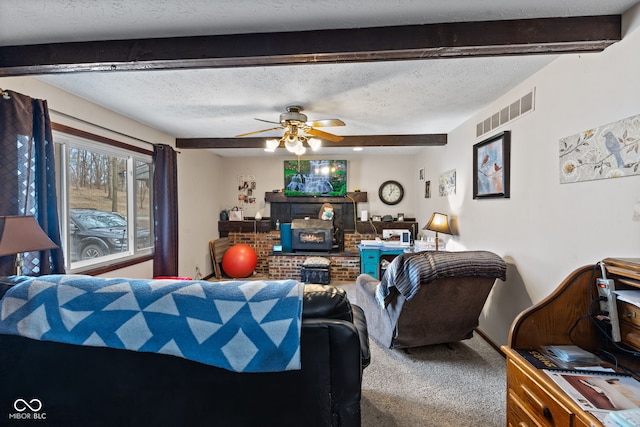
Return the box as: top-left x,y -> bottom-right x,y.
502,258 -> 640,427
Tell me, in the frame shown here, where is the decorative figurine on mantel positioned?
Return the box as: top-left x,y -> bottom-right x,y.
319,203 -> 334,221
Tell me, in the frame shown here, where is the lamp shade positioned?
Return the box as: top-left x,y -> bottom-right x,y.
424,212 -> 452,235
0,215 -> 58,256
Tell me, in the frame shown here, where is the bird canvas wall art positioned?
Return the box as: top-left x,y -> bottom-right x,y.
559,113 -> 640,183
439,169 -> 457,197
473,131 -> 511,199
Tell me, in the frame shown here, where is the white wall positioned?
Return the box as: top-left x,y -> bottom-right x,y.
177,149 -> 223,278
415,3 -> 640,347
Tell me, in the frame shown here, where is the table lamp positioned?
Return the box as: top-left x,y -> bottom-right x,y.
0,215 -> 58,275
423,212 -> 452,251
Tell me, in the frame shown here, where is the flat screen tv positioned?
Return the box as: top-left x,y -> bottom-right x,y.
283,160 -> 347,196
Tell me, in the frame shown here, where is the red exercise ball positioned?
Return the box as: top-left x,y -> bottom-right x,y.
222,244 -> 258,278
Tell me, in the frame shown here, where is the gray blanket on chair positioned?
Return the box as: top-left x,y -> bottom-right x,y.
375,250 -> 507,307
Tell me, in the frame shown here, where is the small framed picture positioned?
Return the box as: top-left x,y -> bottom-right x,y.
424,181 -> 431,198
419,168 -> 425,181
473,131 -> 511,199
439,169 -> 456,196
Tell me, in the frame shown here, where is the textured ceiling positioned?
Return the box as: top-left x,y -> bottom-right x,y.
2,0 -> 639,157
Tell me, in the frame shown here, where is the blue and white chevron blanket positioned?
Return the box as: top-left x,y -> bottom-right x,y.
376,250 -> 507,307
0,275 -> 304,373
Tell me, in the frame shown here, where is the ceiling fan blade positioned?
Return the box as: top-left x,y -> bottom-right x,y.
306,119 -> 345,127
255,118 -> 281,125
235,126 -> 283,137
304,127 -> 344,142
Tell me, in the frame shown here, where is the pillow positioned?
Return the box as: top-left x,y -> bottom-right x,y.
302,256 -> 331,268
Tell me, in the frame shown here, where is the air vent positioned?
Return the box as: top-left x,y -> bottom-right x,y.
476,89 -> 535,137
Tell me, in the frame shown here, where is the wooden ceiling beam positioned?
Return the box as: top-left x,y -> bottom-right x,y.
176,134 -> 447,149
0,15 -> 620,76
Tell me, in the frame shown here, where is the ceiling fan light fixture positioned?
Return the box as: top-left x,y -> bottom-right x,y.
265,139 -> 279,152
308,138 -> 322,151
284,134 -> 302,153
239,106 -> 345,154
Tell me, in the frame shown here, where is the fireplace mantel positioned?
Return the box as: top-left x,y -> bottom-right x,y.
264,191 -> 367,204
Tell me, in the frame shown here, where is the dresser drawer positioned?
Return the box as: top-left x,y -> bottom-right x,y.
361,263 -> 378,276
619,320 -> 640,352
618,300 -> 640,352
507,358 -> 572,427
618,300 -> 640,328
360,249 -> 379,261
508,389 -> 545,427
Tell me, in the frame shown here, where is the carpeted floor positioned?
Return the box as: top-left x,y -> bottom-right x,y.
338,282 -> 506,427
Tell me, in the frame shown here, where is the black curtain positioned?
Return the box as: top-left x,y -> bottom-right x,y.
152,144 -> 178,277
0,90 -> 65,275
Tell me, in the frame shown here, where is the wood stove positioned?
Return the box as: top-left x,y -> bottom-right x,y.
291,219 -> 334,252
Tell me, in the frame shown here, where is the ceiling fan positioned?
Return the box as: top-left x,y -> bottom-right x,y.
235,106 -> 345,154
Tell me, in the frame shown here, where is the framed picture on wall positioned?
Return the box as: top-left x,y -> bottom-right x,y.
439,169 -> 456,196
473,131 -> 511,199
419,168 -> 425,181
424,180 -> 431,198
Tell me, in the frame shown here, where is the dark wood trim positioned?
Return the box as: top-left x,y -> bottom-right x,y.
218,220 -> 272,237
77,254 -> 154,277
52,123 -> 154,156
0,16 -> 620,76
265,191 -> 367,203
177,134 -> 447,149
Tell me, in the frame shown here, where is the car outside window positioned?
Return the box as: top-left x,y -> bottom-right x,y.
52,124 -> 154,273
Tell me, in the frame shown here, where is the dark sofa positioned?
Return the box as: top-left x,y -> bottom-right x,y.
0,281 -> 369,427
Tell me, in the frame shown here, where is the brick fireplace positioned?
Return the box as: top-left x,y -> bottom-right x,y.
217,191 -> 419,283
224,230 -> 365,282
265,191 -> 367,252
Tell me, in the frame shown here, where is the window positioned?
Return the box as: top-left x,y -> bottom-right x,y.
52,124 -> 154,273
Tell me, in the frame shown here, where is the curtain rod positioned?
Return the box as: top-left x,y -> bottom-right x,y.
49,107 -> 157,147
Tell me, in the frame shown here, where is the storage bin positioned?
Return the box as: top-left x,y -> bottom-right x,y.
301,267 -> 330,285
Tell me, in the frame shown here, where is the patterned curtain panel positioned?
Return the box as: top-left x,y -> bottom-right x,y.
0,90 -> 65,275
152,144 -> 178,277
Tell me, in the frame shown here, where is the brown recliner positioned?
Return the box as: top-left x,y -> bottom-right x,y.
355,250 -> 506,349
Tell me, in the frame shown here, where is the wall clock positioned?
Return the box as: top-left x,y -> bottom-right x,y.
378,180 -> 404,205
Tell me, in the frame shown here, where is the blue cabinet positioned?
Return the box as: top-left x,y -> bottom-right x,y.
359,246 -> 407,280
